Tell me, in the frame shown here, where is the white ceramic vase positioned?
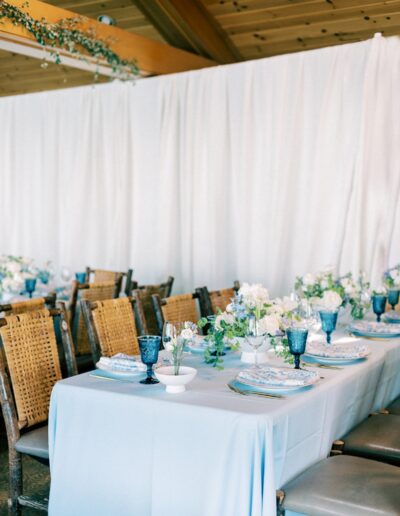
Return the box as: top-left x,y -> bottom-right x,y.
154,365 -> 197,393
234,336 -> 271,364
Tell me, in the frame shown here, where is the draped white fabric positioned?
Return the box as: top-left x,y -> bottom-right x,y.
0,35 -> 399,295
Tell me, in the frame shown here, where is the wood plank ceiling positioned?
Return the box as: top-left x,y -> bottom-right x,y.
1,0 -> 400,97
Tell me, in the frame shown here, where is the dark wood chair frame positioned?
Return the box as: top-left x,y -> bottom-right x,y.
151,292 -> 200,335
85,267 -> 134,297
0,302 -> 77,515
0,292 -> 57,314
80,297 -> 148,364
195,281 -> 240,333
130,276 -> 174,298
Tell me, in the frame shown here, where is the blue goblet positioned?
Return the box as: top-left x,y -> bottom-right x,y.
387,290 -> 399,311
286,328 -> 308,369
319,310 -> 338,345
75,272 -> 87,284
372,294 -> 387,322
24,278 -> 37,299
139,336 -> 161,385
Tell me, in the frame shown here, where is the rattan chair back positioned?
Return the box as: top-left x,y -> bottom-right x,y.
82,297 -> 145,362
0,310 -> 61,428
72,281 -> 118,356
86,266 -> 134,296
0,293 -> 57,316
152,293 -> 200,334
209,288 -> 235,314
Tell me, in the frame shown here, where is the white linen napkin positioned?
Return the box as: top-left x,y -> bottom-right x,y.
97,353 -> 146,372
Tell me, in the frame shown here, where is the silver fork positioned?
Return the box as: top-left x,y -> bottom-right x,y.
227,383 -> 285,399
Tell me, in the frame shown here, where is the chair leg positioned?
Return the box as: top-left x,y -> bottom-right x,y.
8,449 -> 22,516
276,489 -> 285,516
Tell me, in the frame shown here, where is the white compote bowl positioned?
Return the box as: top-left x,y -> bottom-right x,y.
154,366 -> 197,394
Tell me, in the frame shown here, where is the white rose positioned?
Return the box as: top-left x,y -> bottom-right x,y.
373,285 -> 386,295
258,314 -> 281,336
390,270 -> 399,280
302,273 -> 315,286
226,303 -> 234,313
239,283 -> 269,309
6,262 -> 21,274
274,296 -> 298,313
181,328 -> 194,340
395,277 -> 400,287
317,290 -> 342,311
215,312 -> 235,330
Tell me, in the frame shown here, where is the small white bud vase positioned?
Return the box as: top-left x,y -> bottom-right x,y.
154,366 -> 197,393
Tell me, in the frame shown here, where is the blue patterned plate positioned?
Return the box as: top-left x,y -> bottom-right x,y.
230,378 -> 314,395
383,311 -> 400,324
349,320 -> 400,339
236,366 -> 319,392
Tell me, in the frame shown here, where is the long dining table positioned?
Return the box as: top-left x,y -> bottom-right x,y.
48,333 -> 400,516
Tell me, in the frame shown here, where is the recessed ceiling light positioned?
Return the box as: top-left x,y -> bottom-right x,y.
97,15 -> 116,26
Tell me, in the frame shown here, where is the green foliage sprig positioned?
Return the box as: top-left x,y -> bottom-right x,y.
0,1 -> 139,81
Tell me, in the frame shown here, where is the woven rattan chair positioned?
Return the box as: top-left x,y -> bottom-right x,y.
130,276 -> 174,299
0,293 -> 57,315
196,281 -> 240,317
0,304 -> 76,514
152,292 -> 200,335
131,278 -> 174,335
81,297 -> 147,364
70,280 -> 120,372
85,267 -> 134,297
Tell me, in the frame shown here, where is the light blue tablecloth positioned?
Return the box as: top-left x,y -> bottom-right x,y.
48,336 -> 399,516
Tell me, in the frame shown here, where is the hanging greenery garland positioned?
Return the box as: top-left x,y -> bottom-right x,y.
0,1 -> 139,81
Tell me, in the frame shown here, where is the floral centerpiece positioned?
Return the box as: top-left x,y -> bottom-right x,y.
0,255 -> 54,297
383,265 -> 400,289
295,267 -> 345,305
198,283 -> 298,368
163,322 -> 197,375
339,272 -> 371,320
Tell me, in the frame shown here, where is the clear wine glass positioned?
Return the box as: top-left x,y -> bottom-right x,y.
245,315 -> 266,369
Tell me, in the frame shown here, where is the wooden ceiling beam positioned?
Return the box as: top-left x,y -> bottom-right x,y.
133,0 -> 241,63
0,0 -> 216,76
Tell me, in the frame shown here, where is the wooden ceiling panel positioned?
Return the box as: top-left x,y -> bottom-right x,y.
200,0 -> 400,59
0,49 -> 108,96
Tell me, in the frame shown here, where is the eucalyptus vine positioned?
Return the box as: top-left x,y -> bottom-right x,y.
0,1 -> 139,81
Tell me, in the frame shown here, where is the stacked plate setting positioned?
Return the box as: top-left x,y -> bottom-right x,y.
232,366 -> 320,394
349,320 -> 400,339
304,340 -> 369,365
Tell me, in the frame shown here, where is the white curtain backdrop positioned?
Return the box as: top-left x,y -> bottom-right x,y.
0,34 -> 399,295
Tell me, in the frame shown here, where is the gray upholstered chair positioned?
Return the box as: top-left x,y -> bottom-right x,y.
0,304 -> 77,514
332,413 -> 400,466
386,396 -> 400,415
277,455 -> 400,516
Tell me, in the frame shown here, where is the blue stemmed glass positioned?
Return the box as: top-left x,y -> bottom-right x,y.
319,310 -> 338,345
372,294 -> 387,322
138,336 -> 161,385
24,278 -> 37,298
387,290 -> 399,311
286,327 -> 308,369
75,272 -> 87,284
